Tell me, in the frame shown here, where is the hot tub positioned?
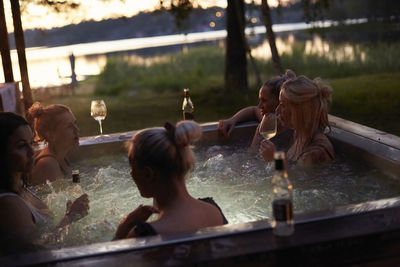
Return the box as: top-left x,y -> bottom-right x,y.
2,115 -> 400,266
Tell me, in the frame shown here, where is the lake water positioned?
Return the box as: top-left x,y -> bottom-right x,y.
0,19 -> 367,88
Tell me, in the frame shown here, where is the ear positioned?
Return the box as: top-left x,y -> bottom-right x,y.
143,166 -> 155,182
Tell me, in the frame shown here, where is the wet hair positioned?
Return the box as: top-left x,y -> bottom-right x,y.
28,102 -> 72,142
128,121 -> 202,182
0,112 -> 29,192
262,69 -> 296,98
280,75 -> 332,156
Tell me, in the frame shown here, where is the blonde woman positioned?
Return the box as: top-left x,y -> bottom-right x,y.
259,75 -> 334,166
28,102 -> 80,185
114,121 -> 227,239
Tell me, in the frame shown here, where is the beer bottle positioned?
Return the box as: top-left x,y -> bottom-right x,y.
271,151 -> 294,236
72,169 -> 80,183
182,88 -> 194,120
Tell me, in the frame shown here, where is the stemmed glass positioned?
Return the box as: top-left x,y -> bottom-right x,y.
90,100 -> 107,137
259,113 -> 277,140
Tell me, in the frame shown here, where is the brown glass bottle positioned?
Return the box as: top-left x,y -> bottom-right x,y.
182,88 -> 194,120
72,169 -> 80,183
271,151 -> 294,236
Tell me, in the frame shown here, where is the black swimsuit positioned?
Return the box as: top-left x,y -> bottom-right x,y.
133,197 -> 228,237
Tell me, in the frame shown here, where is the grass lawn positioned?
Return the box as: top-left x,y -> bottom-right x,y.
35,72 -> 400,137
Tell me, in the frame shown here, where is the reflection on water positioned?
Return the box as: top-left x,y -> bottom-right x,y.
0,20 -> 369,88
31,143 -> 400,249
252,33 -> 366,62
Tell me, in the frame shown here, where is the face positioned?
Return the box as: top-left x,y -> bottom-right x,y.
8,125 -> 34,175
276,92 -> 293,128
257,86 -> 279,116
52,111 -> 80,149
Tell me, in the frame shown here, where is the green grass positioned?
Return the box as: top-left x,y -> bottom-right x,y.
34,33 -> 400,137
35,72 -> 400,137
329,73 -> 400,135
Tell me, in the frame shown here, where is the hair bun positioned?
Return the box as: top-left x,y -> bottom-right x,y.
28,102 -> 44,118
284,69 -> 296,80
313,78 -> 332,100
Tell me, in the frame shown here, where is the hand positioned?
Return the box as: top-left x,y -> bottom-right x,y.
218,119 -> 235,137
259,139 -> 276,162
121,205 -> 158,226
66,193 -> 89,222
114,205 -> 159,240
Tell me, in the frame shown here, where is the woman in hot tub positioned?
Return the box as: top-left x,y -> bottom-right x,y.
114,120 -> 228,239
28,102 -> 80,185
259,75 -> 334,166
0,112 -> 89,252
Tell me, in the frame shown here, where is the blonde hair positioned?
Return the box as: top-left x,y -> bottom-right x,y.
129,120 -> 202,181
28,102 -> 72,142
281,75 -> 332,159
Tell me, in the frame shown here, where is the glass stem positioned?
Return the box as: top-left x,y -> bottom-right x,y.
98,119 -> 103,135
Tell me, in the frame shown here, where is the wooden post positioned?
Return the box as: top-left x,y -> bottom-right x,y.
10,0 -> 33,110
0,0 -> 14,82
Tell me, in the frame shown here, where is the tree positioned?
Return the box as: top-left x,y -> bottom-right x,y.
225,0 -> 248,92
261,0 -> 283,75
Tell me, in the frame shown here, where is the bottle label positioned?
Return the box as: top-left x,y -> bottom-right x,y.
273,199 -> 293,222
72,170 -> 80,183
183,111 -> 194,120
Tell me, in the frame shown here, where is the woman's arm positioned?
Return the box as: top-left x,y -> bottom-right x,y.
114,205 -> 158,240
218,106 -> 261,137
57,194 -> 89,229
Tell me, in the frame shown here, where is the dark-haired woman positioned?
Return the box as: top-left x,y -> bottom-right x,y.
0,112 -> 89,251
218,70 -> 296,150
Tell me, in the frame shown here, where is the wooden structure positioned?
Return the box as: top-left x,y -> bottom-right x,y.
0,0 -> 32,115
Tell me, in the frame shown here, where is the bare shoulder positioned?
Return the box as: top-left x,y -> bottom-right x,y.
197,198 -> 225,225
31,155 -> 63,184
0,195 -> 35,229
298,133 -> 334,166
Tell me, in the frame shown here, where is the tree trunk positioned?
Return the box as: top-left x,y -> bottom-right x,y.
0,0 -> 14,82
225,0 -> 248,92
11,0 -> 33,111
261,0 -> 283,75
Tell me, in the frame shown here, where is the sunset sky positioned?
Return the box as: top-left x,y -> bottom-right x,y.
3,0 -> 282,32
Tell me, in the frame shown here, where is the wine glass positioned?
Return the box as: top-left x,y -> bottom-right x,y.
90,100 -> 107,137
259,113 -> 277,140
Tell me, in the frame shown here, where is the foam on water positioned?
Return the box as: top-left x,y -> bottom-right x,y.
31,144 -> 400,249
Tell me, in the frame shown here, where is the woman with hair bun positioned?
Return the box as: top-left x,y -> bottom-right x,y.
259,75 -> 334,166
114,120 -> 228,240
28,102 -> 80,185
218,70 -> 296,150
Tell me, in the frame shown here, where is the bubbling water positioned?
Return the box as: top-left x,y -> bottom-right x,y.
31,144 -> 400,249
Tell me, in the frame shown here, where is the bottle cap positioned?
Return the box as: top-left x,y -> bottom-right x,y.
184,88 -> 189,96
72,169 -> 79,175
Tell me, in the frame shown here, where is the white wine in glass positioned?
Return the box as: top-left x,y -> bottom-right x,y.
91,100 -> 107,136
259,113 -> 277,140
